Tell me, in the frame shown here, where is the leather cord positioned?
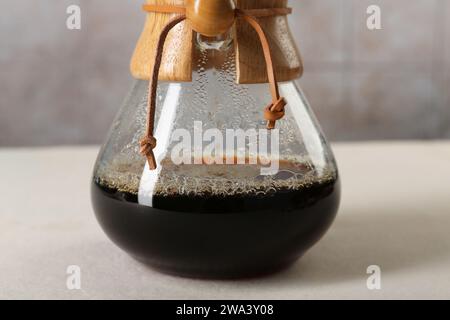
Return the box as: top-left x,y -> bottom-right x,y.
140,5 -> 289,170
142,4 -> 292,17
235,9 -> 287,130
140,15 -> 187,170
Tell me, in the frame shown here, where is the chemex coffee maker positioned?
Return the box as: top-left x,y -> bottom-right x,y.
91,0 -> 340,279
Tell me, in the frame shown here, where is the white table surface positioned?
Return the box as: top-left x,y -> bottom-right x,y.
1,142 -> 450,300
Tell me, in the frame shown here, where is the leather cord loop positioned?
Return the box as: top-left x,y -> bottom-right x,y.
264,97 -> 287,127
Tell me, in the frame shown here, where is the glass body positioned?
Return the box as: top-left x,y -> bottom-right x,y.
91,36 -> 340,279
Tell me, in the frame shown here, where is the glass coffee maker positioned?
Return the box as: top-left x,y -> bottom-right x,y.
91,0 -> 340,279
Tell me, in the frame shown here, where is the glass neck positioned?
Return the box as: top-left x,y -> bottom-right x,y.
195,31 -> 234,52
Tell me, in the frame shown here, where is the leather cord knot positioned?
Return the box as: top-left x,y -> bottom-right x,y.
140,136 -> 157,170
264,97 -> 287,129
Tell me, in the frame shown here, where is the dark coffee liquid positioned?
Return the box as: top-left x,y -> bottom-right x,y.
92,160 -> 340,279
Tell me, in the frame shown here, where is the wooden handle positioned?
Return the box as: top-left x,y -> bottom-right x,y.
186,0 -> 236,37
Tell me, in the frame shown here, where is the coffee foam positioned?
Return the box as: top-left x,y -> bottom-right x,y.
95,157 -> 337,197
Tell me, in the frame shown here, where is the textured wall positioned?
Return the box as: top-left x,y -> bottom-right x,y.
0,0 -> 449,146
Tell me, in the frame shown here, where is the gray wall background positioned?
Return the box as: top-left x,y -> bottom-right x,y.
1,0 -> 449,146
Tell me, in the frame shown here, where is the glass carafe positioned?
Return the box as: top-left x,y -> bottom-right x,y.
91,24 -> 340,279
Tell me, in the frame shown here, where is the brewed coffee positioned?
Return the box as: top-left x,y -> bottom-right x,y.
92,158 -> 340,278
